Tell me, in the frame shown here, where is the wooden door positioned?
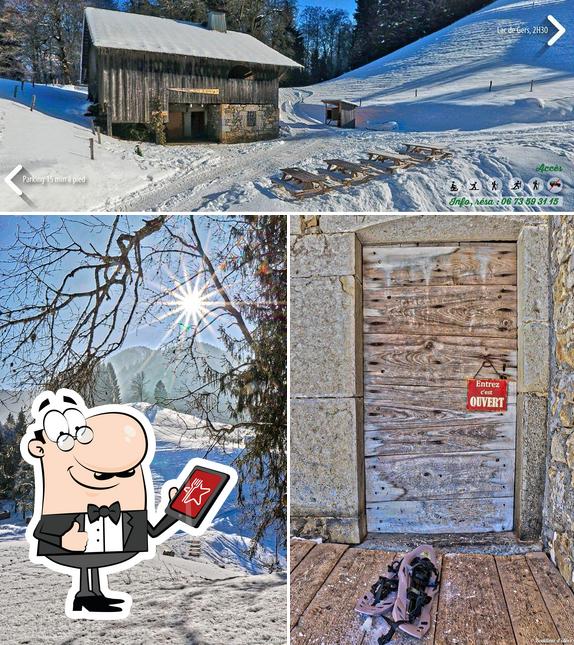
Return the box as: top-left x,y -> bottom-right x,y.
167,110 -> 183,141
363,244 -> 518,534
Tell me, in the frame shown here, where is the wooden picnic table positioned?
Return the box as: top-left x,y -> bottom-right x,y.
324,158 -> 366,177
405,143 -> 452,159
368,150 -> 417,165
405,143 -> 447,154
280,167 -> 326,189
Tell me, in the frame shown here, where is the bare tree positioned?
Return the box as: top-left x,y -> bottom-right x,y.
0,215 -> 286,554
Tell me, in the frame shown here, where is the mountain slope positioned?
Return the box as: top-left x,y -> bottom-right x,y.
107,343 -> 235,422
291,0 -> 574,131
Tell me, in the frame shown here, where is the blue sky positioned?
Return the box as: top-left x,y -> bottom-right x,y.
0,216 -> 238,386
299,0 -> 355,16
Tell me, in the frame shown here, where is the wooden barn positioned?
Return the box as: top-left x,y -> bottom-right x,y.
81,8 -> 302,143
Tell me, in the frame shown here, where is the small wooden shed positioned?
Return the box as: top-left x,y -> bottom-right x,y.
322,99 -> 358,129
81,8 -> 302,143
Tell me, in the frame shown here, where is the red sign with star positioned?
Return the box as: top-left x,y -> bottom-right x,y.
170,468 -> 226,519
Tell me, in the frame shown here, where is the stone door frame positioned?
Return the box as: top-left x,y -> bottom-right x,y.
291,215 -> 551,544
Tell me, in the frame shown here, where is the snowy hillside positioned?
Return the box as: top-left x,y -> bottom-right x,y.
1,541 -> 287,645
293,0 -> 574,131
133,402 -> 245,448
167,528 -> 285,575
1,0 -> 571,212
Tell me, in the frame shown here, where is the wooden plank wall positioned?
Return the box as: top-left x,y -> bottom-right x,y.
363,244 -> 518,534
95,48 -> 281,123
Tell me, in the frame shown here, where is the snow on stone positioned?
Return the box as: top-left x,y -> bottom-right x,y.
85,8 -> 301,69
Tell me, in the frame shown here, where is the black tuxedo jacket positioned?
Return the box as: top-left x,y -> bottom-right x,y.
33,510 -> 176,556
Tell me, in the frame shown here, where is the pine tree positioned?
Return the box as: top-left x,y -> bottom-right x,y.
13,461 -> 34,520
351,0 -> 383,68
130,371 -> 147,402
154,379 -> 169,407
220,216 -> 287,554
5,412 -> 15,429
107,363 -> 122,403
0,1 -> 24,79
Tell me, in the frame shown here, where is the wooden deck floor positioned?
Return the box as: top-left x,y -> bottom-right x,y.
290,539 -> 574,644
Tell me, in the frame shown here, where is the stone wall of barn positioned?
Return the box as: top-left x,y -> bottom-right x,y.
543,214 -> 574,590
206,104 -> 279,143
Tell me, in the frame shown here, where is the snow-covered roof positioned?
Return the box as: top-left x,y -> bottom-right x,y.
84,8 -> 302,69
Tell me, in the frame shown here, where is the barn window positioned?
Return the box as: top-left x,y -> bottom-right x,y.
228,65 -> 254,80
247,111 -> 257,127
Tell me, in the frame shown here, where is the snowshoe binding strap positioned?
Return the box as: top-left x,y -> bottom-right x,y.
356,558 -> 402,617
406,557 -> 439,621
392,545 -> 440,640
371,560 -> 401,604
376,616 -> 407,645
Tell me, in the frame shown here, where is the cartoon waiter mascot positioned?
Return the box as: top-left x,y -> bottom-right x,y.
21,389 -> 237,620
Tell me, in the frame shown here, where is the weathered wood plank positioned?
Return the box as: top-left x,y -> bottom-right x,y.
364,285 -> 517,338
366,450 -> 515,502
292,549 -> 395,645
361,554 -> 443,645
365,422 -> 516,456
497,555 -> 561,645
290,539 -> 316,573
364,334 -> 517,386
526,552 -> 574,639
366,497 -> 514,533
290,543 -> 349,629
434,554 -> 517,644
363,244 -> 517,288
365,381 -> 516,427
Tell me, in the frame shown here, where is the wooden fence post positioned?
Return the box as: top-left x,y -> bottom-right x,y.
21,79 -> 24,91
30,95 -> 36,111
415,89 -> 418,98
489,80 -> 493,92
530,80 -> 534,92
97,126 -> 102,144
90,138 -> 95,160
13,85 -> 18,98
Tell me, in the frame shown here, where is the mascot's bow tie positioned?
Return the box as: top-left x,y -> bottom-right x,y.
87,501 -> 121,524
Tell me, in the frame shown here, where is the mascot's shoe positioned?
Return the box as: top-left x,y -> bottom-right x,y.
355,558 -> 402,617
391,545 -> 440,640
73,594 -> 124,612
95,593 -> 125,605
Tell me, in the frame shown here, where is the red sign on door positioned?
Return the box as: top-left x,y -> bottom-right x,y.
467,378 -> 508,412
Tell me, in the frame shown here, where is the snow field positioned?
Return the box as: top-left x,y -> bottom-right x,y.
1,541 -> 287,644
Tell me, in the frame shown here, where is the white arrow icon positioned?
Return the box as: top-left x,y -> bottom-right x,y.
5,164 -> 23,196
548,15 -> 566,47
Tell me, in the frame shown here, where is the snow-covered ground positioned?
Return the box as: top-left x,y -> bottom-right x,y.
0,0 -> 572,212
133,402 -> 246,450
1,540 -> 286,644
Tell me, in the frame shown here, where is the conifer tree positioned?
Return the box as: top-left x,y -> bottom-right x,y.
107,363 -> 122,403
154,379 -> 169,407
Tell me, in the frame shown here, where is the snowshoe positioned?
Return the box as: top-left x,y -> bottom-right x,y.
355,558 -> 402,617
392,545 -> 440,639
